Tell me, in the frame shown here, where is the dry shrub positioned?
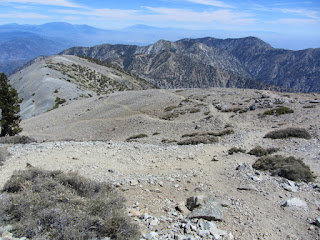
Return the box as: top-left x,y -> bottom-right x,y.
263,106 -> 294,115
248,146 -> 279,157
264,127 -> 311,140
126,134 -> 148,141
182,128 -> 235,138
228,147 -> 246,155
0,168 -> 140,240
177,135 -> 218,145
252,155 -> 314,182
0,136 -> 36,144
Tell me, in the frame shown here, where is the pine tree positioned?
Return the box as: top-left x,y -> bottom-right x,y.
0,73 -> 22,136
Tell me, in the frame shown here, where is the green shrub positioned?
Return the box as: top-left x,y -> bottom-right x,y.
0,136 -> 36,144
126,134 -> 148,141
228,147 -> 246,155
248,146 -> 279,157
252,155 -> 314,182
264,127 -> 311,140
263,106 -> 294,115
0,168 -> 140,240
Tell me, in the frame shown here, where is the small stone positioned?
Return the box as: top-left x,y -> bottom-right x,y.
149,218 -> 159,226
176,202 -> 191,214
199,230 -> 210,237
188,197 -> 223,221
130,179 -> 139,186
0,226 -> 13,236
108,169 -> 115,173
211,228 -> 227,239
282,198 -> 308,209
283,180 -> 298,192
237,184 -> 258,191
141,213 -> 152,220
315,218 -> 320,227
2,232 -> 13,239
144,231 -> 158,239
186,195 -> 205,211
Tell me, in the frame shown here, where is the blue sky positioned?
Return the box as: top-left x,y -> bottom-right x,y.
0,0 -> 319,48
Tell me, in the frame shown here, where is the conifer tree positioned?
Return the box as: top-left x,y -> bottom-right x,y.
0,73 -> 22,136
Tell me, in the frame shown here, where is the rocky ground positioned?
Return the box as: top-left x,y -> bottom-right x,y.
1,88 -> 320,240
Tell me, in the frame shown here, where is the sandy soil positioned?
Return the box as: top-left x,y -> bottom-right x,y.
1,88 -> 320,239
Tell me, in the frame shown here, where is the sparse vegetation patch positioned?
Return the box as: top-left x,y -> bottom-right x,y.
228,147 -> 246,155
126,134 -> 148,141
263,106 -> 294,115
264,127 -> 311,140
0,135 -> 36,144
177,135 -> 218,145
252,155 -> 314,182
0,168 -> 140,240
248,146 -> 279,157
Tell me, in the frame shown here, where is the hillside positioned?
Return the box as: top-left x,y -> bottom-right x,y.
62,37 -> 320,92
1,87 -> 319,239
9,55 -> 154,119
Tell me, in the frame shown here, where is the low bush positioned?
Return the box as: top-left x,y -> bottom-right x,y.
248,146 -> 279,157
177,135 -> 218,145
252,155 -> 314,182
222,107 -> 248,114
263,106 -> 294,115
0,168 -> 140,240
0,136 -> 36,144
126,134 -> 148,141
228,147 -> 246,155
181,129 -> 235,139
164,106 -> 179,112
264,127 -> 311,140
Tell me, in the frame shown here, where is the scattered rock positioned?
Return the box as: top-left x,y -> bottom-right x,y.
283,180 -> 298,192
186,195 -> 205,211
144,231 -> 158,239
282,198 -> 308,209
130,179 -> 139,186
188,196 -> 224,221
237,184 -> 258,191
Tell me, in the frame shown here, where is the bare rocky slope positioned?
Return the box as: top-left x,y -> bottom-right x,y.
1,88 -> 320,239
62,37 -> 320,92
9,55 -> 154,119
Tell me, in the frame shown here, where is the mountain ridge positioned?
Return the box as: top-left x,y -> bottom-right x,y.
61,36 -> 319,92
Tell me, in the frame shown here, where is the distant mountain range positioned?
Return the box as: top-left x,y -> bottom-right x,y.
1,22 -> 319,75
62,37 -> 320,93
1,22 -> 319,93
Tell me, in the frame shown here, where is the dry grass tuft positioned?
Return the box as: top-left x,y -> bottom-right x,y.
0,168 -> 140,240
0,136 -> 36,144
248,146 -> 279,157
252,155 -> 314,182
264,127 -> 311,140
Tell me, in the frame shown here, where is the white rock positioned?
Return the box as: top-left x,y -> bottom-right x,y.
282,198 -> 308,209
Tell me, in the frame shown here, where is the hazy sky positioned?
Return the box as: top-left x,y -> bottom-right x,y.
0,0 -> 319,48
